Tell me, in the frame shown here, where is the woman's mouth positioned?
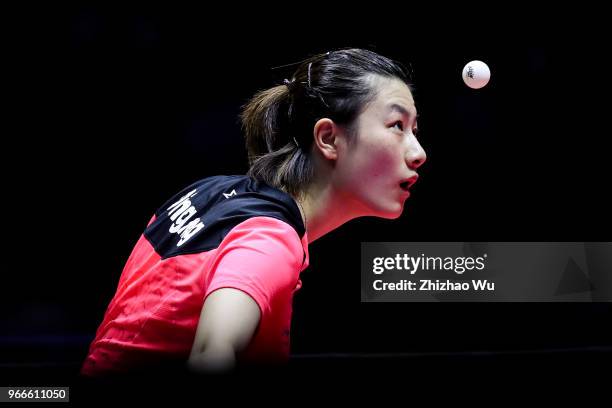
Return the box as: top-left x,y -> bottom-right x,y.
399,175 -> 419,192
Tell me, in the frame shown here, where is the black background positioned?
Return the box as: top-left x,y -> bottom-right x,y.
5,5 -> 612,391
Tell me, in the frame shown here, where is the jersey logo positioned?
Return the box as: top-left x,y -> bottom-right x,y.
166,189 -> 205,247
222,189 -> 237,199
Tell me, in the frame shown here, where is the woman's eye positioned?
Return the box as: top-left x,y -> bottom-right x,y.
392,121 -> 404,131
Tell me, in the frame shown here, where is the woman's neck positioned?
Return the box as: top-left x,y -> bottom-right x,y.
294,180 -> 364,244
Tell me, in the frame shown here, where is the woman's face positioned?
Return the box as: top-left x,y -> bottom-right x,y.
334,76 -> 427,219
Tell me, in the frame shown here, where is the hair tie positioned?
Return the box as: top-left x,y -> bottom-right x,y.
283,78 -> 296,91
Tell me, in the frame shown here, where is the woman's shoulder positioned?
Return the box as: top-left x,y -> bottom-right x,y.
144,175 -> 305,258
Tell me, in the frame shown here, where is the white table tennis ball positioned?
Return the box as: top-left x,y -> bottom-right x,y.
462,60 -> 490,89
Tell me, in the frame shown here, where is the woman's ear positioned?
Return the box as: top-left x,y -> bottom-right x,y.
313,118 -> 339,161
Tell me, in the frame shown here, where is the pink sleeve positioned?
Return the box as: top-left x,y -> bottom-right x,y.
204,216 -> 304,315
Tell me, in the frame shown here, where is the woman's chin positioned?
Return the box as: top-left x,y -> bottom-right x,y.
371,202 -> 405,219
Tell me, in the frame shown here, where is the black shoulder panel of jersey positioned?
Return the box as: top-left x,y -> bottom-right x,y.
143,175 -> 306,259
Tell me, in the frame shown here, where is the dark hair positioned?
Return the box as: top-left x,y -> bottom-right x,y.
241,48 -> 411,198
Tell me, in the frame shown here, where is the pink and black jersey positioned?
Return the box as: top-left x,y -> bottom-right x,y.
82,175 -> 309,375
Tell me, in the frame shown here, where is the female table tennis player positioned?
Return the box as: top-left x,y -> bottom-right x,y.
82,48 -> 426,375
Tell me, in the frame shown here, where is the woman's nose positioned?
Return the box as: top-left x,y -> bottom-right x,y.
406,137 -> 427,170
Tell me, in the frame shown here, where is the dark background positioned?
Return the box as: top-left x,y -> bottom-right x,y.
5,5 -> 611,387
